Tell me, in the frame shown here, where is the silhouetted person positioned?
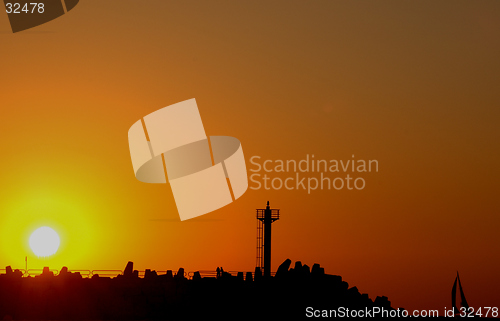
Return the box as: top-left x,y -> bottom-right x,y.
216,267 -> 220,278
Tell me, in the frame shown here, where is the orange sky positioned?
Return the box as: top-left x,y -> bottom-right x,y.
0,0 -> 499,313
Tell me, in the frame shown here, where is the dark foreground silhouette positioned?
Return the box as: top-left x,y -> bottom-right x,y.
0,259 -> 395,320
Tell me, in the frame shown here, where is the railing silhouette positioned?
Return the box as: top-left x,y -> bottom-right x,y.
1,269 -> 270,279
89,270 -> 123,278
27,269 -> 59,277
71,269 -> 187,278
189,270 -> 276,278
67,270 -> 92,278
0,269 -> 26,276
189,270 -> 217,278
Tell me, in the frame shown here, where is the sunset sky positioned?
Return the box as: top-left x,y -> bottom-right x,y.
0,0 -> 499,313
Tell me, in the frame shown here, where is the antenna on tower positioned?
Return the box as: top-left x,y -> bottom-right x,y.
256,201 -> 280,277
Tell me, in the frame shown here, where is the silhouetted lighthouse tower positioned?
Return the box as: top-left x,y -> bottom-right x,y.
256,201 -> 280,277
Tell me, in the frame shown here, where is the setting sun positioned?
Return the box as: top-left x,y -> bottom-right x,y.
29,226 -> 60,257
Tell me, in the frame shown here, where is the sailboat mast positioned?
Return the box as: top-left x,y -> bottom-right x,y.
457,272 -> 470,311
452,274 -> 458,315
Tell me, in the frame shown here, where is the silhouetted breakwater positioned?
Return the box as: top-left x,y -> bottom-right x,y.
0,259 -> 394,320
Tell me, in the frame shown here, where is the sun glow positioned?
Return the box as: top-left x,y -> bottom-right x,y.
29,226 -> 60,257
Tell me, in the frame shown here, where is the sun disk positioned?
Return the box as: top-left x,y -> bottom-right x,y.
29,226 -> 60,257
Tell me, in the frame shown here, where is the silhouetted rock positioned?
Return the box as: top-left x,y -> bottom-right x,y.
288,261 -> 312,280
311,263 -> 324,276
161,270 -> 173,281
347,286 -> 361,299
275,258 -> 291,278
39,266 -> 53,277
374,295 -> 392,308
175,268 -> 185,279
144,269 -> 157,279
254,267 -> 262,281
221,271 -> 232,279
124,261 -> 134,276
0,259 -> 395,320
12,269 -> 22,278
2,266 -> 22,279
